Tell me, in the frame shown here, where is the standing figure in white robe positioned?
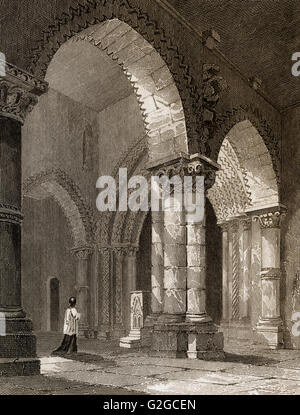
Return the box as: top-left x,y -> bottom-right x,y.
52,297 -> 81,355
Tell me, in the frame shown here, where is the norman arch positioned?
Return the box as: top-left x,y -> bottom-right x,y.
23,169 -> 94,247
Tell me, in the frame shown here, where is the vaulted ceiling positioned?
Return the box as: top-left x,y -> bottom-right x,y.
0,0 -> 299,110
168,0 -> 300,109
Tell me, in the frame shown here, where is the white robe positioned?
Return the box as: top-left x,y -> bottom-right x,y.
63,307 -> 80,336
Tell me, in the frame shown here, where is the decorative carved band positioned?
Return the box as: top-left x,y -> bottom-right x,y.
5,62 -> 48,94
148,153 -> 219,190
98,244 -> 138,256
231,221 -> 239,319
253,210 -> 286,229
0,207 -> 23,225
0,62 -> 47,123
71,246 -> 93,260
260,267 -> 281,280
241,217 -> 252,231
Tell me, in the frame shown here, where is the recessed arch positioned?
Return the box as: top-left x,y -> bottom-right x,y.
208,119 -> 279,223
32,16 -> 191,163
211,106 -> 281,187
28,0 -> 200,149
23,169 -> 95,247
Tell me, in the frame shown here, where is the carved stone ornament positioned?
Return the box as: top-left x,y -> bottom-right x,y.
0,62 -> 47,123
253,209 -> 286,229
71,246 -> 93,260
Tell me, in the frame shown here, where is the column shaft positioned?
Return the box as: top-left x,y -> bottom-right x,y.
240,218 -> 251,319
254,209 -> 285,349
186,195 -> 209,322
220,223 -> 229,321
150,210 -> 164,318
0,118 -> 23,317
72,247 -> 92,337
162,195 -> 186,322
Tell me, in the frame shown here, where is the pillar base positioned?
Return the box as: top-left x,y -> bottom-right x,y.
220,319 -> 253,343
0,357 -> 40,377
0,318 -> 38,359
151,321 -> 224,360
255,318 -> 283,349
0,317 -> 40,377
120,330 -> 142,349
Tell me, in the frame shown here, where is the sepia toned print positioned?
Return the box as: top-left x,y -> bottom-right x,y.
0,0 -> 299,397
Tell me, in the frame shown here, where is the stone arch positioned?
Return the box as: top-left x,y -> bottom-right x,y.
43,18 -> 189,163
23,169 -> 95,247
208,119 -> 279,223
28,0 -> 198,153
211,106 -> 281,187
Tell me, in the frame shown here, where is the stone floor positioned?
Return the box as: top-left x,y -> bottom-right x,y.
1,332 -> 300,395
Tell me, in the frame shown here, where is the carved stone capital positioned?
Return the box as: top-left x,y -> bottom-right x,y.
253,209 -> 286,229
71,246 -> 93,260
218,222 -> 229,233
240,216 -> 252,231
230,220 -> 239,233
0,62 -> 47,123
0,206 -> 23,225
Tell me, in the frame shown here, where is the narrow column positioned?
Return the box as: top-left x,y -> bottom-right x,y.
231,221 -> 240,320
72,246 -> 93,337
98,246 -> 111,338
161,192 -> 186,322
149,210 -> 164,320
185,154 -> 224,359
123,246 -> 138,332
0,63 -> 47,375
254,208 -> 286,349
220,222 -> 229,322
113,246 -> 126,337
240,217 -> 252,319
186,194 -> 209,322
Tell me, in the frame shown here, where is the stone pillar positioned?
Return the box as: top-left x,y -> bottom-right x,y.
231,220 -> 240,320
150,210 -> 164,320
0,63 -> 47,375
71,246 -> 93,337
161,193 -> 186,322
112,245 -> 127,338
98,246 -> 111,338
186,191 -> 208,323
185,154 -> 224,359
254,207 -> 286,349
141,210 -> 164,346
240,217 -> 252,320
147,153 -> 224,359
123,245 -> 138,332
220,222 -> 229,322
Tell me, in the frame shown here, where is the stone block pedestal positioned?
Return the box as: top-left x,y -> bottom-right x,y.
0,317 -> 40,376
151,322 -> 225,360
255,319 -> 283,350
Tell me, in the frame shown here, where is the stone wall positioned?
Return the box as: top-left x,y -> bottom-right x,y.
281,106 -> 300,349
22,196 -> 76,332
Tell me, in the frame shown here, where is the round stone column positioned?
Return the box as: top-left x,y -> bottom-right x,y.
124,246 -> 138,332
240,217 -> 252,319
0,63 -> 47,375
161,193 -> 186,322
150,210 -> 164,320
220,222 -> 229,322
186,195 -> 209,322
72,246 -> 93,337
254,208 -> 286,349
